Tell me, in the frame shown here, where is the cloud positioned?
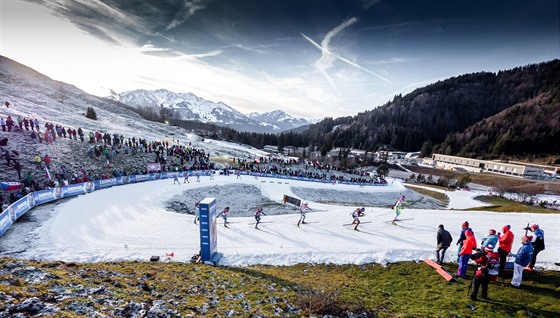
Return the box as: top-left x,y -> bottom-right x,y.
165,0 -> 208,30
301,17 -> 391,86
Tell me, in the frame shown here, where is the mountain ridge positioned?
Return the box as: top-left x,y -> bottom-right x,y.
116,89 -> 313,133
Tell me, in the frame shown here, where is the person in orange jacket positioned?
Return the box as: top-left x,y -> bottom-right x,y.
456,229 -> 477,278
497,225 -> 514,274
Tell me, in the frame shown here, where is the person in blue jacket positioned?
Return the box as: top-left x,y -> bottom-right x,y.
525,224 -> 545,271
481,229 -> 498,251
511,235 -> 534,287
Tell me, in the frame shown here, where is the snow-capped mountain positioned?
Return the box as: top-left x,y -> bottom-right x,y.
117,89 -> 310,133
246,110 -> 313,132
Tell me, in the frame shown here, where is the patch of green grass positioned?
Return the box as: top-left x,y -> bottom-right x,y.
1,258 -> 559,317
469,196 -> 559,213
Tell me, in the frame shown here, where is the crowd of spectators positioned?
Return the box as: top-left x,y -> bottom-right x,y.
234,156 -> 386,185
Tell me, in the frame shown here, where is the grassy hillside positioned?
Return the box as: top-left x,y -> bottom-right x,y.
0,258 -> 558,317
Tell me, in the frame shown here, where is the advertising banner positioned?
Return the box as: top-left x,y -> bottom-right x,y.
32,189 -> 56,205
199,198 -> 219,265
95,178 -> 118,190
62,183 -> 86,198
11,197 -> 31,220
0,210 -> 12,237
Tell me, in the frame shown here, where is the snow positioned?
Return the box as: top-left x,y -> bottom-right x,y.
0,57 -> 558,270
1,176 -> 558,269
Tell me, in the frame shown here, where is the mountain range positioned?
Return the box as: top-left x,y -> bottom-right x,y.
116,89 -> 314,133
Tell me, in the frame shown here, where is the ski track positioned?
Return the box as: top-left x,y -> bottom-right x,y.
0,175 -> 558,269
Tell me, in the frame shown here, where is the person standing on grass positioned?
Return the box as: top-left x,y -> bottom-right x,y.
481,229 -> 498,251
456,221 -> 472,262
469,245 -> 495,301
456,229 -> 476,278
498,225 -> 514,274
436,224 -> 453,264
511,235 -> 534,287
524,224 -> 544,271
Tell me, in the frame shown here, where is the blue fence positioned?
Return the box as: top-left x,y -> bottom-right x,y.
0,170 -> 386,238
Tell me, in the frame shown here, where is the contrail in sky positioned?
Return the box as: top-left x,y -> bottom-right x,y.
301,17 -> 391,84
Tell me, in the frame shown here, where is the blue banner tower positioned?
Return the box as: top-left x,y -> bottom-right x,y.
199,198 -> 222,265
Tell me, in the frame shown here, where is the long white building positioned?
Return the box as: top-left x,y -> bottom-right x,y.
431,154 -> 555,178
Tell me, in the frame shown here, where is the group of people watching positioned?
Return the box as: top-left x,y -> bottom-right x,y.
436,222 -> 545,301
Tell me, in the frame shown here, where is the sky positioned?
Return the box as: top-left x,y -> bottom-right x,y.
1,0 -> 559,119
1,174 -> 558,270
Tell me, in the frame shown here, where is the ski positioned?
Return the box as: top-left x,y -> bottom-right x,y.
249,221 -> 272,225
385,221 -> 411,228
394,218 -> 414,221
342,221 -> 371,226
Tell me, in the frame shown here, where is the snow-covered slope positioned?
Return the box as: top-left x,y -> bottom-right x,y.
0,55 -> 269,183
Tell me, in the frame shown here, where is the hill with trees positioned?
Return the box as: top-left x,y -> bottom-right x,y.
295,60 -> 559,159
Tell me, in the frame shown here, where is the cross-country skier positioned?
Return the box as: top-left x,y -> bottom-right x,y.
183,171 -> 189,183
254,207 -> 266,229
218,207 -> 230,227
391,195 -> 406,224
297,202 -> 310,226
356,206 -> 365,217
173,174 -> 180,185
193,200 -> 200,224
351,208 -> 361,230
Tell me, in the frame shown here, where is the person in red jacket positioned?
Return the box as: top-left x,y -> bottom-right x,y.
497,225 -> 514,274
456,229 -> 477,278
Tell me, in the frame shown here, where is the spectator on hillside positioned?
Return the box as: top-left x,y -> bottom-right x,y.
14,160 -> 22,179
481,229 -> 499,251
498,225 -> 514,274
525,224 -> 545,271
511,235 -> 534,287
456,229 -> 476,279
43,154 -> 51,168
436,224 -> 453,264
6,116 -> 14,131
1,117 -> 5,131
456,221 -> 472,262
4,150 -> 12,166
17,116 -> 23,130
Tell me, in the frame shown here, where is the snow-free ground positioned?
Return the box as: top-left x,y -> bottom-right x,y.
1,175 -> 558,269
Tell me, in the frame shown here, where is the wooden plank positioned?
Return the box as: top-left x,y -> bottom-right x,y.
423,259 -> 457,282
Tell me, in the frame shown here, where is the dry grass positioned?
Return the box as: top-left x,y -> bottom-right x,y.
405,165 -> 560,193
